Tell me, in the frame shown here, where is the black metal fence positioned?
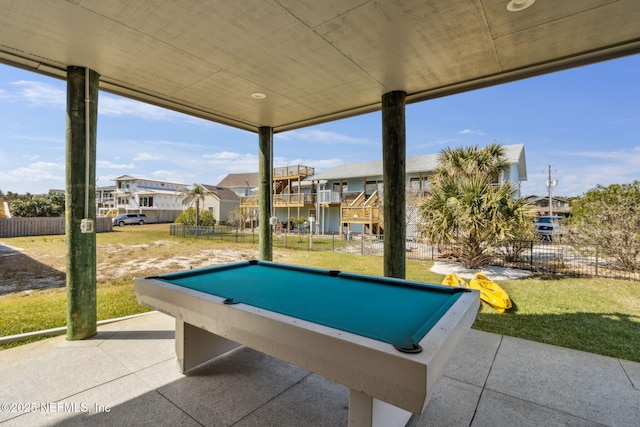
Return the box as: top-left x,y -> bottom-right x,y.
169,225 -> 640,281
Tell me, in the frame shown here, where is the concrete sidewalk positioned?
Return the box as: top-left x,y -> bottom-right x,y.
0,312 -> 638,426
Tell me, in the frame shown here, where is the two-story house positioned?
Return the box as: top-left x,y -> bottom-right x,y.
112,175 -> 189,223
199,185 -> 241,224
238,144 -> 527,237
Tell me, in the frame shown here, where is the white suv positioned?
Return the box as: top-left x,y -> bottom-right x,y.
535,216 -> 563,241
112,213 -> 147,226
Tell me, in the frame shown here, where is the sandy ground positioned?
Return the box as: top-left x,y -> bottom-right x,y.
1,234 -> 531,296
0,240 -> 259,295
430,261 -> 533,281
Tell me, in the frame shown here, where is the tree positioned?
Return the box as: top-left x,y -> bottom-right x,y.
177,184 -> 213,227
174,208 -> 216,227
568,181 -> 640,271
8,191 -> 65,217
418,143 -> 534,269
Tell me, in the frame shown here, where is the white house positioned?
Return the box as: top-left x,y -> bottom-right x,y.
112,175 -> 188,223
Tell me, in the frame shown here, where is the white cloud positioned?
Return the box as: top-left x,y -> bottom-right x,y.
203,152 -> 259,172
3,80 -> 212,125
0,161 -> 65,192
96,160 -> 135,169
99,95 -> 215,126
7,81 -> 65,108
458,129 -> 485,136
99,96 -> 182,121
280,129 -> 375,145
133,153 -> 162,161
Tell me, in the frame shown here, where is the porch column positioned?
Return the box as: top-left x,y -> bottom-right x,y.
66,66 -> 99,340
258,126 -> 273,261
382,91 -> 406,279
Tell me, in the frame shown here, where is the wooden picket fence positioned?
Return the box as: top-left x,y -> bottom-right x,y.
0,217 -> 112,237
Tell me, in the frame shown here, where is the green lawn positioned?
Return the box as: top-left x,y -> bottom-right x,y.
1,227 -> 639,362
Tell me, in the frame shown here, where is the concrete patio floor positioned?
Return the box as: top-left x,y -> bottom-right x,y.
0,311 -> 638,426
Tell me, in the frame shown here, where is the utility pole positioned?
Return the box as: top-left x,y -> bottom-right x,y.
547,165 -> 558,216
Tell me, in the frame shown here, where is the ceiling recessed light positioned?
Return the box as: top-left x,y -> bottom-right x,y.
507,0 -> 535,12
251,92 -> 266,99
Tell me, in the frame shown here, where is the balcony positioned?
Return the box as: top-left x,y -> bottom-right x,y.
240,193 -> 316,208
317,190 -> 341,205
273,165 -> 315,180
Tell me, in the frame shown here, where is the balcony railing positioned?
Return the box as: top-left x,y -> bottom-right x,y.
240,193 -> 316,207
340,206 -> 383,222
318,190 -> 341,204
273,165 -> 315,180
273,193 -> 316,206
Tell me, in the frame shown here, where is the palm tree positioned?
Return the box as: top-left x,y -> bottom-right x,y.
177,184 -> 213,227
419,143 -> 533,269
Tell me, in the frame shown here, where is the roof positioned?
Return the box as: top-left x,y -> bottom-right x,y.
1,1 -> 638,133
112,175 -> 187,187
524,195 -> 569,204
311,144 -> 526,181
216,173 -> 260,188
134,188 -> 184,196
201,185 -> 240,202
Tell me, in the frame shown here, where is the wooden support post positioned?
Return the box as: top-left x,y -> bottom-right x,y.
382,91 -> 406,279
258,126 -> 273,261
65,66 -> 99,340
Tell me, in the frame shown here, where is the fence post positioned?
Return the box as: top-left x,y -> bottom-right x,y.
595,243 -> 599,277
530,240 -> 534,270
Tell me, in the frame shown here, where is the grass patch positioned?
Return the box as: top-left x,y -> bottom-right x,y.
0,279 -> 151,350
1,226 -> 639,362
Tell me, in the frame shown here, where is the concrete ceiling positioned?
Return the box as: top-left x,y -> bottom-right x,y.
1,0 -> 639,133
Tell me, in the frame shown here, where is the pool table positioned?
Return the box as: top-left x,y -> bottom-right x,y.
134,260 -> 479,427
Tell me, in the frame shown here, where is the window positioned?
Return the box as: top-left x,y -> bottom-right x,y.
365,180 -> 383,196
409,177 -> 427,189
140,197 -> 154,207
333,182 -> 347,193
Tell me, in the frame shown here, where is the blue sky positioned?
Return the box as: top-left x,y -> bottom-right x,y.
1,54 -> 639,197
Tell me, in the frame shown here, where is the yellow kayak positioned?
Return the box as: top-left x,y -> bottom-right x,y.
469,273 -> 512,313
442,272 -> 512,313
441,273 -> 469,288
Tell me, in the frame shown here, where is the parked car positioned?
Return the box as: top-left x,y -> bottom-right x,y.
534,215 -> 563,241
112,213 -> 147,226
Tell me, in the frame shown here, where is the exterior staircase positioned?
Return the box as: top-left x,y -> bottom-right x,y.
340,190 -> 384,235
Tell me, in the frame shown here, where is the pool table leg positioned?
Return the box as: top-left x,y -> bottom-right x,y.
348,389 -> 413,427
175,318 -> 241,373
